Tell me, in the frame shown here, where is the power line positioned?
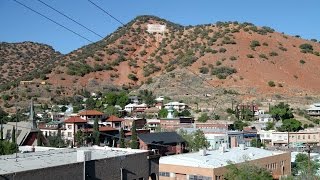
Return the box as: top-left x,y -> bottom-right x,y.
36,0 -> 104,39
12,0 -> 94,43
87,0 -> 125,26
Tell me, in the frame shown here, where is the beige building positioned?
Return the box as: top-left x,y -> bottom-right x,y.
259,129 -> 320,147
159,147 -> 291,180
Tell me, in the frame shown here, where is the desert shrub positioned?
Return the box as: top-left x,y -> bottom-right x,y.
299,59 -> 306,64
219,48 -> 227,53
211,66 -> 237,79
143,63 -> 161,77
250,40 -> 260,49
279,46 -> 287,51
216,61 -> 222,66
128,74 -> 138,81
299,43 -> 313,53
268,81 -> 276,87
259,54 -> 268,59
199,67 -> 209,74
247,54 -> 254,58
229,56 -> 237,61
269,51 -> 278,56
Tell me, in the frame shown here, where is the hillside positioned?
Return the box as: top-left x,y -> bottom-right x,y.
2,15 -> 320,108
0,41 -> 61,89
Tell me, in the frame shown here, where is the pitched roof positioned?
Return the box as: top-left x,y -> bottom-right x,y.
138,132 -> 185,144
107,115 -> 124,122
64,117 -> 87,123
78,110 -> 104,116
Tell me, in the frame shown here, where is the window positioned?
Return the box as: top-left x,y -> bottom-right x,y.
68,125 -> 72,129
68,132 -> 72,137
189,175 -> 212,180
313,135 -> 316,139
159,172 -> 170,177
298,135 -> 300,139
303,135 -> 305,139
308,135 -> 310,139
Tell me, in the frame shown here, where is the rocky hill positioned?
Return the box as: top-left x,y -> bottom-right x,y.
2,15 -> 320,108
0,41 -> 61,89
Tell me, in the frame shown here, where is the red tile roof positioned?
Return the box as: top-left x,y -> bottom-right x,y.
78,110 -> 104,116
64,116 -> 87,123
107,115 -> 124,122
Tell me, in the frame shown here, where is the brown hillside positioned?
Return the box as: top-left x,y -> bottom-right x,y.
0,41 -> 61,87
2,16 -> 320,106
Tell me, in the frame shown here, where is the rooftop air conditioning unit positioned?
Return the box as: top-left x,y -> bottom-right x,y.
77,150 -> 92,162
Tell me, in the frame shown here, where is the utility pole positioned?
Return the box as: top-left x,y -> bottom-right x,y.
15,81 -> 19,162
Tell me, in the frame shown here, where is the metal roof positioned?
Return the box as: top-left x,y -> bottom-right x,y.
160,147 -> 287,169
0,146 -> 148,175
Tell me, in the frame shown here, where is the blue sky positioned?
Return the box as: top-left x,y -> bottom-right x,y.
1,0 -> 319,54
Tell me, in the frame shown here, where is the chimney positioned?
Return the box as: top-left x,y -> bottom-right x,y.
199,149 -> 207,156
219,146 -> 226,153
239,143 -> 246,150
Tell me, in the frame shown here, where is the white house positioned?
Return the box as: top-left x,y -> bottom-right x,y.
258,114 -> 273,123
307,103 -> 320,116
155,96 -> 164,102
164,102 -> 187,111
125,103 -> 137,113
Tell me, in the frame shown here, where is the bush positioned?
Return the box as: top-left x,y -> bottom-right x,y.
199,67 -> 209,74
229,56 -> 237,61
219,48 -> 227,53
259,54 -> 268,59
300,59 -> 306,64
216,61 -> 222,66
299,43 -> 313,53
139,50 -> 147,56
250,40 -> 260,49
211,66 -> 237,79
247,54 -> 254,58
128,74 -> 138,81
269,51 -> 278,56
268,81 -> 276,87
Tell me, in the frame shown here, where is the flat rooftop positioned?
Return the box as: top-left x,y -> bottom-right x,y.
0,146 -> 148,175
160,147 -> 287,169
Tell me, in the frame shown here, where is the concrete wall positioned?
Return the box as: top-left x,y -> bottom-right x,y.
1,152 -> 159,180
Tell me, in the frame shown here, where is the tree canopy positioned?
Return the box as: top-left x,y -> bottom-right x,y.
278,118 -> 302,132
198,113 -> 209,122
270,102 -> 294,121
292,153 -> 320,178
225,163 -> 273,180
178,129 -> 209,152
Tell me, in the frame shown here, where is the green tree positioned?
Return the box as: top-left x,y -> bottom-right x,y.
60,106 -> 68,112
158,108 -> 168,118
232,120 -> 249,131
139,90 -> 156,106
178,129 -> 209,152
104,106 -> 120,116
225,163 -> 273,180
198,113 -> 209,122
75,130 -> 84,147
130,121 -> 139,149
269,102 -> 294,121
265,121 -> 275,130
180,109 -> 191,117
116,92 -> 129,109
0,140 -> 18,155
278,118 -> 302,132
93,117 -> 100,145
85,97 -> 96,110
292,153 -> 320,178
250,138 -> 264,148
119,128 -> 125,148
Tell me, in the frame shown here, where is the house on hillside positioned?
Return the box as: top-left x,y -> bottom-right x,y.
106,115 -> 124,129
164,102 -> 187,111
138,132 -> 186,156
78,110 -> 104,123
63,116 -> 87,145
306,103 -> 320,116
